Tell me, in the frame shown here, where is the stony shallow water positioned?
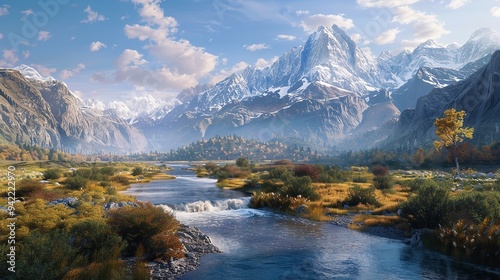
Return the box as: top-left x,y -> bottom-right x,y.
123,165 -> 500,280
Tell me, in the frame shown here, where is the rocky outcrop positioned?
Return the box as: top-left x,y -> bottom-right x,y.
0,66 -> 148,153
0,69 -> 61,147
386,50 -> 500,151
149,225 -> 221,279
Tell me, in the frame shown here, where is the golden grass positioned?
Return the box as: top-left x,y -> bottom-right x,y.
326,208 -> 349,215
347,223 -> 365,230
353,214 -> 402,227
216,178 -> 246,189
303,202 -> 333,221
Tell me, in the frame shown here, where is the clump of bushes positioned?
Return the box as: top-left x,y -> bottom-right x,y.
372,165 -> 392,189
64,176 -> 89,190
131,167 -> 144,176
107,202 -> 183,260
43,168 -> 62,180
437,219 -> 500,267
16,179 -> 44,197
400,184 -> 451,229
344,186 -> 379,207
250,191 -> 308,211
110,175 -> 130,186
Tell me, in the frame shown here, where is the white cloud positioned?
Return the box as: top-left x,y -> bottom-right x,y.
37,31 -> 51,41
116,49 -> 148,68
90,41 -> 107,52
148,39 -> 217,76
350,33 -> 365,44
132,0 -> 178,29
59,63 -> 86,80
81,5 -> 107,23
0,50 -> 18,67
255,56 -> 278,69
31,64 -> 56,77
124,24 -> 170,42
21,9 -> 33,16
23,51 -> 30,59
491,7 -> 500,17
374,28 -> 401,45
357,0 -> 420,8
299,13 -> 354,33
0,5 -> 9,16
446,0 -> 470,9
276,34 -> 296,40
0,33 -> 3,40
106,0 -> 219,91
245,43 -> 270,51
391,6 -> 448,43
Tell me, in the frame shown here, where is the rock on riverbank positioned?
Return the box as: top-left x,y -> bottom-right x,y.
149,225 -> 221,279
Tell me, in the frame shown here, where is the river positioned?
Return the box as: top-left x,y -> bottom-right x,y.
122,165 -> 499,280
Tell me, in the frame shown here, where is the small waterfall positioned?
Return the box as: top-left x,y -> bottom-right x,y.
159,197 -> 251,213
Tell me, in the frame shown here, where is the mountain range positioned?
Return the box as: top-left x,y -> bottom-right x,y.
2,25 -> 500,153
0,65 -> 147,153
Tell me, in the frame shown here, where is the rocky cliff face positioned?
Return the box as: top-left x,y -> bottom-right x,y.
0,69 -> 60,147
386,50 -> 500,151
0,67 -> 147,153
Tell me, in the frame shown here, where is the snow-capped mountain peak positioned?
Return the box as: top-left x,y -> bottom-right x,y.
458,27 -> 500,63
416,39 -> 443,49
468,27 -> 500,42
85,98 -> 106,111
14,64 -> 56,83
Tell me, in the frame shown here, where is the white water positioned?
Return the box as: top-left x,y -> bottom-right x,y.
159,197 -> 252,213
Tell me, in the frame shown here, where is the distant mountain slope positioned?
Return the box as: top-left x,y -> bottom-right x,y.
0,66 -> 147,153
386,50 -> 500,151
130,25 -> 500,152
392,67 -> 467,111
0,69 -> 60,147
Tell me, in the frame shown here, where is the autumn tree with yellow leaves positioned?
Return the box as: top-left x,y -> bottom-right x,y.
434,108 -> 474,176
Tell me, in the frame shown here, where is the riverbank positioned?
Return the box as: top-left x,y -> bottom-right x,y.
331,213 -> 407,240
122,225 -> 221,280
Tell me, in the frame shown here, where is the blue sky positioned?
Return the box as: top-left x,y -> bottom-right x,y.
0,0 -> 499,102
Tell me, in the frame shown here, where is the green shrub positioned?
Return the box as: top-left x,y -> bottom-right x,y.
344,186 -> 378,206
214,169 -> 234,182
352,176 -> 368,183
131,167 -> 144,176
105,186 -> 117,195
43,168 -> 62,180
16,179 -> 44,197
100,166 -> 116,176
235,157 -> 250,168
243,176 -> 260,188
110,175 -> 130,186
279,176 -> 320,201
99,180 -> 112,187
70,220 -> 126,263
107,202 -> 181,260
16,230 -> 84,280
450,192 -> 500,224
64,176 -> 89,190
266,167 -> 294,182
407,178 -> 439,191
371,165 -> 392,189
400,184 -> 451,229
373,175 -> 392,189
